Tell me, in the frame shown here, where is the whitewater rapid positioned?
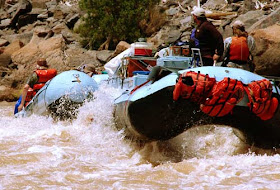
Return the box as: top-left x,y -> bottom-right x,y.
1,83 -> 280,189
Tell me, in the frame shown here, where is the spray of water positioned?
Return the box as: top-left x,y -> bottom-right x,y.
1,84 -> 280,189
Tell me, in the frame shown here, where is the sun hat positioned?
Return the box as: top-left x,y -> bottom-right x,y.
191,7 -> 206,17
36,58 -> 49,69
231,20 -> 245,28
231,20 -> 246,32
82,64 -> 96,76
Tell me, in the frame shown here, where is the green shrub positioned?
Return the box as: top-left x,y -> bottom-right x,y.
78,0 -> 161,50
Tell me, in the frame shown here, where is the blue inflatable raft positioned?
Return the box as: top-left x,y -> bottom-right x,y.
113,66 -> 280,147
15,70 -> 98,120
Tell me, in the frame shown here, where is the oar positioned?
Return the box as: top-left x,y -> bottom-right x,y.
162,66 -> 180,76
213,60 -> 217,66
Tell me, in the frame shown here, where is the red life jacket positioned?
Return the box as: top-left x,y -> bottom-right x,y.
200,77 -> 245,117
244,79 -> 279,120
229,36 -> 250,62
33,69 -> 57,92
24,69 -> 57,105
173,71 -> 216,103
25,87 -> 34,106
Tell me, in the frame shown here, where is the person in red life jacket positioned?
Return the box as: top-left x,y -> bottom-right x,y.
222,20 -> 256,71
17,58 -> 57,112
190,7 -> 224,66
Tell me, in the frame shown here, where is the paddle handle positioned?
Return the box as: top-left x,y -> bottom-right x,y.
213,60 -> 217,66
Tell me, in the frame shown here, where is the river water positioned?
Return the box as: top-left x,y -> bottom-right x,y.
1,83 -> 280,189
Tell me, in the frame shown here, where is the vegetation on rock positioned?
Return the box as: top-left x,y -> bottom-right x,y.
78,0 -> 164,50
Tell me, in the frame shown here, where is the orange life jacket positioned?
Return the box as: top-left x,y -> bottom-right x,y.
200,77 -> 245,117
229,36 -> 250,62
244,79 -> 279,120
173,71 -> 216,103
24,69 -> 57,105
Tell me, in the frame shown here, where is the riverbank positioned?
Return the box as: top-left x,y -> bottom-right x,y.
1,0 -> 280,102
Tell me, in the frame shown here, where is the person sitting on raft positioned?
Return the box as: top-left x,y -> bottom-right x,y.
222,20 -> 256,71
16,58 -> 57,112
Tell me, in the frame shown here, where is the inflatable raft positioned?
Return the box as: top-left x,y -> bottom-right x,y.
114,66 -> 280,147
15,70 -> 98,120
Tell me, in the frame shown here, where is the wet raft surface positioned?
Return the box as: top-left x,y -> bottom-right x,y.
121,86 -> 280,148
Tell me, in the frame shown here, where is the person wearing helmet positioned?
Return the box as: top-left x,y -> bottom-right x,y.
190,7 -> 224,66
222,20 -> 256,71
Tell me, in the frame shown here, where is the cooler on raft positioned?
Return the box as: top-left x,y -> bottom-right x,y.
131,42 -> 153,56
156,56 -> 193,71
124,56 -> 157,77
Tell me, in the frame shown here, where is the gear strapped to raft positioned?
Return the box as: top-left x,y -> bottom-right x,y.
173,71 -> 216,103
244,79 -> 279,120
200,77 -> 244,117
173,71 -> 279,120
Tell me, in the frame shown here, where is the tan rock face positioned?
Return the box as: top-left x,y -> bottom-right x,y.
3,39 -> 24,55
0,40 -> 24,74
7,33 -> 66,91
251,24 -> 280,76
0,52 -> 11,67
11,41 -> 40,66
38,34 -> 65,53
1,0 -> 280,102
252,25 -> 280,43
110,41 -> 131,59
0,86 -> 20,101
31,0 -> 49,8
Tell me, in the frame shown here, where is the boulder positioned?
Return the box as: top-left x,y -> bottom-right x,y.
2,32 -> 32,46
0,38 -> 9,46
251,24 -> 280,76
96,50 -> 114,64
0,85 -> 20,101
203,0 -> 228,10
109,41 -> 131,59
4,39 -> 24,54
0,18 -> 11,29
0,53 -> 11,68
148,25 -> 181,47
66,13 -> 80,29
0,39 -> 23,68
17,13 -> 38,28
10,30 -> 66,85
9,0 -> 32,29
31,0 -> 49,8
64,47 -> 88,69
248,6 -> 280,32
222,10 -> 265,38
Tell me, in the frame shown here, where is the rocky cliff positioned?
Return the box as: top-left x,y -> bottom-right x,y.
0,0 -> 280,101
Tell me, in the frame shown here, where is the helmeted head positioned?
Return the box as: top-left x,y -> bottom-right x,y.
36,58 -> 49,70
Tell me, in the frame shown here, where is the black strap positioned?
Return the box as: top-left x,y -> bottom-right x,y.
214,78 -> 237,117
206,78 -> 237,117
188,71 -> 200,99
